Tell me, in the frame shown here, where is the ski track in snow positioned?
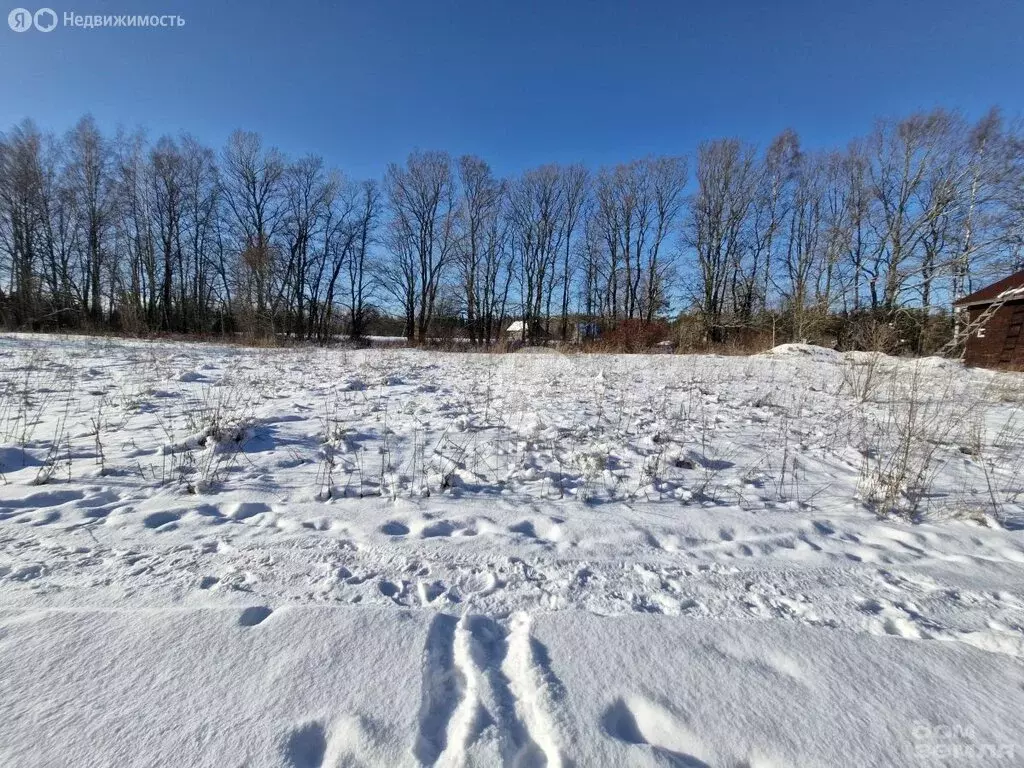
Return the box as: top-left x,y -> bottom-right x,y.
412,612 -> 565,767
1,334 -> 1024,765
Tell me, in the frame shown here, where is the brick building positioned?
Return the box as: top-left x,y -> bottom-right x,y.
953,271 -> 1024,369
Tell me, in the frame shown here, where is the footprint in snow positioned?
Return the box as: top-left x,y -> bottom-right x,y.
379,521 -> 409,536
228,501 -> 271,521
238,606 -> 273,627
420,520 -> 460,538
378,580 -> 408,601
30,510 -> 61,526
142,511 -> 181,530
857,597 -> 885,614
602,697 -> 711,767
508,520 -> 538,538
417,580 -> 447,604
282,721 -> 327,768
811,520 -> 835,536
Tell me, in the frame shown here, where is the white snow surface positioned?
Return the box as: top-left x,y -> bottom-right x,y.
1,334 -> 1023,766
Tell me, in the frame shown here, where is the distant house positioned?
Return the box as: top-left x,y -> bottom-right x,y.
953,270 -> 1024,369
504,320 -> 548,341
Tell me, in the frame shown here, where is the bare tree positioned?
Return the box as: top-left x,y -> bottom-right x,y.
220,130 -> 286,336
380,217 -> 418,341
508,165 -> 564,340
343,180 -> 381,340
455,155 -> 502,343
179,135 -> 221,332
684,139 -> 757,342
280,155 -> 334,337
0,121 -> 47,325
558,164 -> 588,337
642,157 -> 687,321
739,130 -> 799,323
385,151 -> 456,342
150,136 -> 186,330
866,111 -> 950,311
65,115 -> 114,323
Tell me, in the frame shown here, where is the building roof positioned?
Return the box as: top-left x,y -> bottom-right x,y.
953,270 -> 1024,308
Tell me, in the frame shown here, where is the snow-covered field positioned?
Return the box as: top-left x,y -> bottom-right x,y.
1,334 -> 1023,766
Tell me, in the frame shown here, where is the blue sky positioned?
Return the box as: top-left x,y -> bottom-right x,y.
2,0 -> 1023,179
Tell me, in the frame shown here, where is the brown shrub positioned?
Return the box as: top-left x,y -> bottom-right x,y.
595,319 -> 672,352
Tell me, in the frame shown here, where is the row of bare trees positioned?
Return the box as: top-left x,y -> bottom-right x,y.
0,117 -> 380,340
380,152 -> 689,343
687,110 -> 1023,346
1,109 -> 1022,347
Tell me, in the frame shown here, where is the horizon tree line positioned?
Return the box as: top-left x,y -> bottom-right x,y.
1,108 -> 1022,350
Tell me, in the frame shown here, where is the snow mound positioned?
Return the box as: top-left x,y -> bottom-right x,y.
915,355 -> 963,371
843,350 -> 892,364
764,343 -> 842,363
